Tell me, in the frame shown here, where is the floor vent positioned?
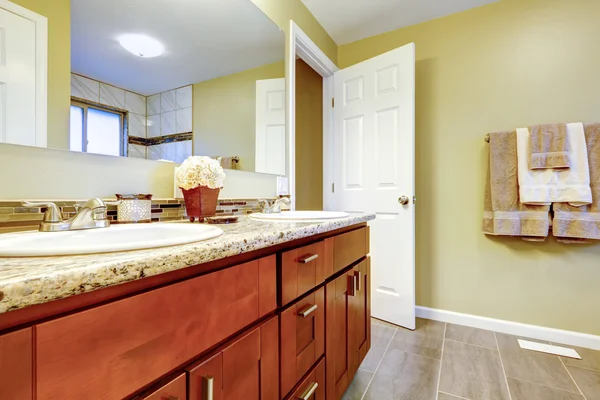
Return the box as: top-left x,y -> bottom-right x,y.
518,339 -> 582,359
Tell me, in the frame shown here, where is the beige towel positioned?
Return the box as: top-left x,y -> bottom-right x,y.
483,131 -> 550,238
553,123 -> 600,241
213,156 -> 239,170
529,123 -> 570,169
517,123 -> 591,206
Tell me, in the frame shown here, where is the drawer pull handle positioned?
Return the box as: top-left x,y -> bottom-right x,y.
354,271 -> 362,291
203,375 -> 214,400
298,382 -> 318,400
161,396 -> 179,400
299,254 -> 319,263
298,304 -> 318,318
348,274 -> 356,297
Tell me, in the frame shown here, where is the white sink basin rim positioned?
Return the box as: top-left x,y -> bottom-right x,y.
0,223 -> 223,257
249,211 -> 350,221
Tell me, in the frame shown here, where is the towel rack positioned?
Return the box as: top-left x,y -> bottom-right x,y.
484,133 -> 490,143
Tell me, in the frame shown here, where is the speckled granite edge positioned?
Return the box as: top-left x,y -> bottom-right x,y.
0,214 -> 375,314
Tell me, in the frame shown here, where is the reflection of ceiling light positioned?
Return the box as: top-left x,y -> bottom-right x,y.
119,34 -> 164,58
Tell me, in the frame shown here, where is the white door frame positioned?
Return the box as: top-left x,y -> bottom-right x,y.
0,0 -> 47,147
287,21 -> 338,210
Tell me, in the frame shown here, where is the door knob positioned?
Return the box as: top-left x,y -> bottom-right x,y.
398,195 -> 410,205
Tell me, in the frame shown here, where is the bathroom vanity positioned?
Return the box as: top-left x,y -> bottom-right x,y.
0,215 -> 374,400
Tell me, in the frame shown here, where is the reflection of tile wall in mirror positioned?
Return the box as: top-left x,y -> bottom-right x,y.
10,0 -> 286,177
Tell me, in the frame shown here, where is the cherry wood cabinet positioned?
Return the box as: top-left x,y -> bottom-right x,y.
280,287 -> 325,398
0,224 -> 370,400
134,373 -> 186,400
187,316 -> 279,400
0,328 -> 33,399
325,258 -> 371,400
287,358 -> 325,400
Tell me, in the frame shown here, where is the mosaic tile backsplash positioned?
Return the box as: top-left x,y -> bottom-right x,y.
0,198 -> 285,234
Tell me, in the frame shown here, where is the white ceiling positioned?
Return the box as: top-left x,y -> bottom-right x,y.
300,0 -> 499,45
71,0 -> 284,95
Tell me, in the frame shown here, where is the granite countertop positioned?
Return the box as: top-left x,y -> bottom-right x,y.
0,214 -> 375,314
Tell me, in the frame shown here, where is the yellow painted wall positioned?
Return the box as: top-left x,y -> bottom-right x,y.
250,0 -> 337,64
12,0 -> 71,150
193,61 -> 284,172
338,0 -> 600,335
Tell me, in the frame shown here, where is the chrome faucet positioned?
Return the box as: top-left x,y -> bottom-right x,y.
24,198 -> 110,232
258,197 -> 291,214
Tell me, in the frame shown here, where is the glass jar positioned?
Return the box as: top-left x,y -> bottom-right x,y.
115,194 -> 152,223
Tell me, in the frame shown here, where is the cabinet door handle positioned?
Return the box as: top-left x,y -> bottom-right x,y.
299,254 -> 319,263
354,271 -> 362,292
161,396 -> 179,400
297,304 -> 318,318
202,375 -> 214,400
347,274 -> 356,297
298,382 -> 318,400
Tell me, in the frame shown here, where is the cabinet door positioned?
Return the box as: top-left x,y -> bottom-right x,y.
136,373 -> 186,400
325,271 -> 354,400
187,316 -> 279,400
349,258 -> 371,376
0,328 -> 33,399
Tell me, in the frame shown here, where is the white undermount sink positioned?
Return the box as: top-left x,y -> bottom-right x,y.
249,211 -> 350,221
0,223 -> 223,257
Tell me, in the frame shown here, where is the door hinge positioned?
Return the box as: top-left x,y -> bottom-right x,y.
332,183 -> 335,193
332,98 -> 335,108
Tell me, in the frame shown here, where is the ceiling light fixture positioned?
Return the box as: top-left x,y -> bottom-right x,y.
119,34 -> 164,58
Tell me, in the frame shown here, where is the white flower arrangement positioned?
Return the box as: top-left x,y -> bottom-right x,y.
175,156 -> 226,190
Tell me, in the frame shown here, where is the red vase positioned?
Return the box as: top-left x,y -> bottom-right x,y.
181,186 -> 220,222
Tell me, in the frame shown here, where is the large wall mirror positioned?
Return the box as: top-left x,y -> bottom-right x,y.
2,0 -> 286,176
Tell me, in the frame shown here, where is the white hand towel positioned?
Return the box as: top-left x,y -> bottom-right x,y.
517,122 -> 592,206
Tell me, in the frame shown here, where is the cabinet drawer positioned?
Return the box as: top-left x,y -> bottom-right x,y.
134,373 -> 186,400
187,316 -> 279,400
281,287 -> 324,398
0,328 -> 33,400
326,227 -> 369,275
36,256 -> 277,400
286,358 -> 325,400
281,241 -> 327,306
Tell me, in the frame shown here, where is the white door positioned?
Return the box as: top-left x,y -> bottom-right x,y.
256,78 -> 286,175
334,43 -> 416,329
0,3 -> 46,147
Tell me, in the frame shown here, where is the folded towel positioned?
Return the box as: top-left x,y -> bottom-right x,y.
553,123 -> 600,241
529,123 -> 570,169
517,123 -> 592,206
212,156 -> 239,170
483,131 -> 550,238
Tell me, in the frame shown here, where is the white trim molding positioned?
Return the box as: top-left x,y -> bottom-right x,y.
416,306 -> 600,351
288,21 -> 339,211
0,0 -> 48,147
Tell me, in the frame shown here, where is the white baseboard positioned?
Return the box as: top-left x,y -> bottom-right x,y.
416,306 -> 600,351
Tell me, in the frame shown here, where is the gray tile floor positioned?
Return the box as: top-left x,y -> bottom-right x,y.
343,318 -> 600,400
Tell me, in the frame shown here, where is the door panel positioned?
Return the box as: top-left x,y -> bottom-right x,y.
0,328 -> 33,400
349,259 -> 371,375
256,78 -> 286,175
334,43 -> 416,329
0,9 -> 37,146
